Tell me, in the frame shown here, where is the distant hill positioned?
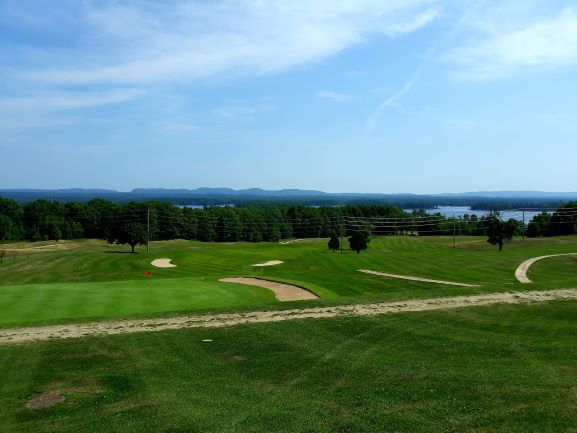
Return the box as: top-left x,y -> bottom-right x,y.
1,188 -> 576,208
435,191 -> 577,199
130,188 -> 328,196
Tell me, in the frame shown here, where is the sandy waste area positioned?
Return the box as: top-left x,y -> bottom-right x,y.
2,288 -> 577,345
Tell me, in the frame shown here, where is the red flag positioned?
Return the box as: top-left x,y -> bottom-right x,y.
145,271 -> 151,277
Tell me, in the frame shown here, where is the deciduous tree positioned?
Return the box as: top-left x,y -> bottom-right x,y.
328,235 -> 340,252
486,213 -> 517,251
348,230 -> 369,254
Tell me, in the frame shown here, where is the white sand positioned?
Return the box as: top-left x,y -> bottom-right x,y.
515,253 -> 577,283
2,288 -> 577,345
280,239 -> 304,245
359,269 -> 479,287
151,258 -> 177,268
252,260 -> 283,267
220,277 -> 318,301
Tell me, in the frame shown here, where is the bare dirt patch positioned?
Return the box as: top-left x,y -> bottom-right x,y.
151,258 -> 176,268
25,391 -> 65,409
2,289 -> 577,345
359,269 -> 479,287
515,253 -> 577,283
252,260 -> 283,267
220,277 -> 317,301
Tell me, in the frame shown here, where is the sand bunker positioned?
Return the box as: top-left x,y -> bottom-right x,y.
359,269 -> 479,287
252,260 -> 283,267
151,258 -> 177,268
280,239 -> 304,245
515,253 -> 577,283
220,277 -> 318,301
2,288 -> 577,345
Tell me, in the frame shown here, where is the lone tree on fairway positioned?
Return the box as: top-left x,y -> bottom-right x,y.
328,234 -> 340,252
349,230 -> 369,254
486,213 -> 517,251
119,222 -> 148,253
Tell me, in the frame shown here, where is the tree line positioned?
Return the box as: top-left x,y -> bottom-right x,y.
0,197 -> 575,249
525,202 -> 577,237
0,198 -> 408,245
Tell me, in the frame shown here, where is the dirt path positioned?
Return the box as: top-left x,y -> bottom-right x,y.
2,289 -> 577,345
220,277 -> 317,301
515,253 -> 577,283
151,258 -> 176,268
359,269 -> 479,287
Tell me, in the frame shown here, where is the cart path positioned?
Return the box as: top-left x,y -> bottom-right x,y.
2,288 -> 577,345
515,253 -> 577,283
359,269 -> 480,287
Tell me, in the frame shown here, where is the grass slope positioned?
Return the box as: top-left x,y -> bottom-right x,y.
1,301 -> 577,432
1,236 -> 576,327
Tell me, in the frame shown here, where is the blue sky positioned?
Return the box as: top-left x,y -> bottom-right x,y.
1,0 -> 576,193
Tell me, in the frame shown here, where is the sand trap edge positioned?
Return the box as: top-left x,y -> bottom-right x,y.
219,277 -> 318,301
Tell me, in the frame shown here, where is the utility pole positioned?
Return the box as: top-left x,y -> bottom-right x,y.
453,213 -> 456,247
340,214 -> 344,254
147,208 -> 150,253
522,209 -> 525,241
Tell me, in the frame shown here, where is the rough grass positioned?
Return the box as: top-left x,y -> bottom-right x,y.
1,236 -> 576,327
2,301 -> 577,432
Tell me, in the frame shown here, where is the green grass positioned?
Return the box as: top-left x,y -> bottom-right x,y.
528,254 -> 577,283
2,236 -> 577,432
1,236 -> 577,327
0,278 -> 276,325
2,301 -> 577,432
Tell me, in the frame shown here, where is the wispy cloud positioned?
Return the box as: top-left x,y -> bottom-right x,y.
366,80 -> 415,131
213,101 -> 276,121
0,89 -> 142,112
11,0 -> 440,86
155,120 -> 199,135
316,91 -> 354,102
445,7 -> 577,79
384,8 -> 441,36
366,43 -> 436,131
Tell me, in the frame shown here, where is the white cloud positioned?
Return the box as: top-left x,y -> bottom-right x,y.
16,0 -> 440,85
445,7 -> 577,79
0,89 -> 140,133
366,42 -> 436,130
366,79 -> 415,131
316,91 -> 354,102
213,101 -> 276,121
384,8 -> 440,36
0,89 -> 142,112
156,120 -> 199,134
